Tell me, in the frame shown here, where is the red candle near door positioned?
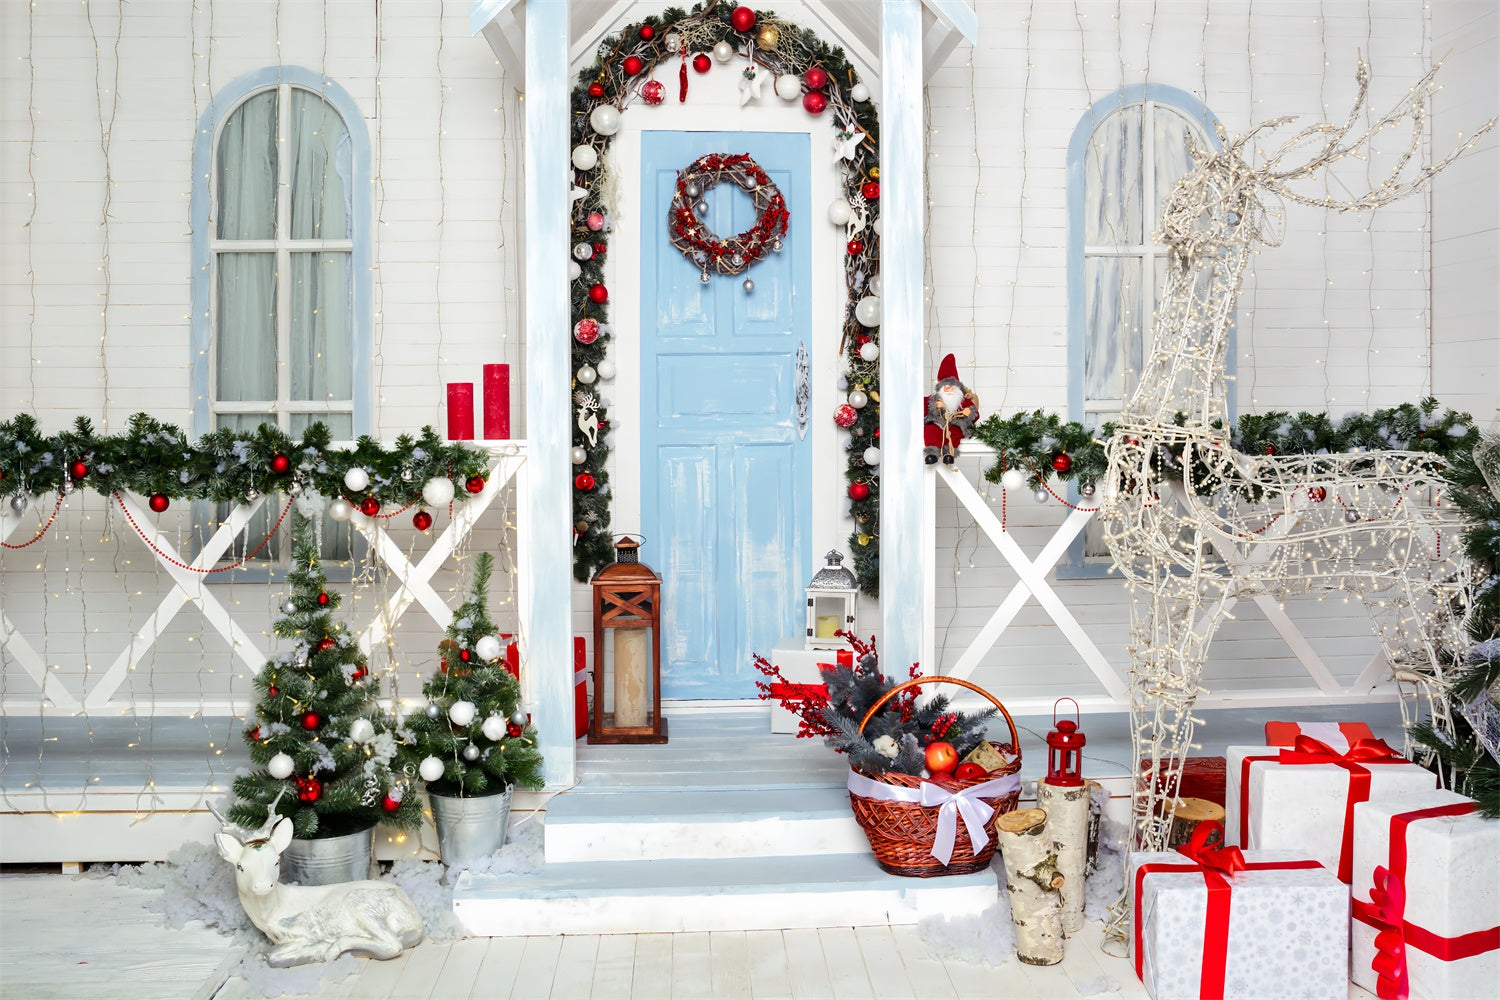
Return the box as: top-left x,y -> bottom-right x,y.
483,364 -> 511,439
446,382 -> 475,440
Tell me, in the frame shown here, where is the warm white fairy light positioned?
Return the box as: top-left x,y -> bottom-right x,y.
1100,60 -> 1495,882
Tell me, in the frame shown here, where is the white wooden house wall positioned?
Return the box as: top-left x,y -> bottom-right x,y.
1,1 -> 1495,718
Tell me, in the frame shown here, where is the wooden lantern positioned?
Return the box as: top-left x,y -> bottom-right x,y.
1044,696 -> 1086,787
804,550 -> 857,650
589,536 -> 667,744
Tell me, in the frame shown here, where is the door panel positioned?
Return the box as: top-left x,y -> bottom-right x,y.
641,130 -> 811,698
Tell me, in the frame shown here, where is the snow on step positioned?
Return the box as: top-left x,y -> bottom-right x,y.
452,853 -> 998,936
543,785 -> 870,862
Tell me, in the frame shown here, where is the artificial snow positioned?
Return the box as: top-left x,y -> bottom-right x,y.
917,887 -> 1018,968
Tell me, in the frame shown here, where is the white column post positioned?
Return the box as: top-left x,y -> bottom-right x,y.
879,0 -> 926,674
523,0 -> 575,789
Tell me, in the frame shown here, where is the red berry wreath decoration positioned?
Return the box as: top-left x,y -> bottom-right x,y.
668,153 -> 789,283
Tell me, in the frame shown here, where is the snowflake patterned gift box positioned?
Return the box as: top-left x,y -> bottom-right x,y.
1349,789 -> 1500,999
1129,823 -> 1348,1000
1225,738 -> 1437,882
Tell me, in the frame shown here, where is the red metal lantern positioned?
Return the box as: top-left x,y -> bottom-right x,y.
1045,697 -> 1085,787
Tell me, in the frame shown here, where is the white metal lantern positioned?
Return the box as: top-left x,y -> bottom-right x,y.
805,550 -> 858,650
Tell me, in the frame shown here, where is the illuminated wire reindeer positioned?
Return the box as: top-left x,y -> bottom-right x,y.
1099,61 -> 1495,854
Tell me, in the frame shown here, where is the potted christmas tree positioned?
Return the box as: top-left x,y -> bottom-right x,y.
231,515 -> 421,884
398,552 -> 543,865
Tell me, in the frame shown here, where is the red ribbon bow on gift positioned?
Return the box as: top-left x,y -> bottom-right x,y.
1366,865 -> 1411,1000
1278,734 -> 1405,765
1177,820 -> 1247,876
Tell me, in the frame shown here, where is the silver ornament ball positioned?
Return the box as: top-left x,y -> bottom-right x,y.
742,278 -> 755,293
462,744 -> 481,762
9,494 -> 28,514
282,600 -> 297,615
425,702 -> 442,719
509,710 -> 528,727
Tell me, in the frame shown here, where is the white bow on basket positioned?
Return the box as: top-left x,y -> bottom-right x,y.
847,769 -> 1021,866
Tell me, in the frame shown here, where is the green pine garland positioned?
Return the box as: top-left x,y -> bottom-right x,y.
396,552 -> 545,797
567,1 -> 883,592
230,515 -> 422,838
0,412 -> 491,511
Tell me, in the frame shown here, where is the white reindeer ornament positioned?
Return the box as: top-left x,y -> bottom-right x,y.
211,801 -> 423,968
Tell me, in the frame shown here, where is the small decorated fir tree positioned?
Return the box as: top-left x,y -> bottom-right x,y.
231,514 -> 422,837
397,552 -> 544,797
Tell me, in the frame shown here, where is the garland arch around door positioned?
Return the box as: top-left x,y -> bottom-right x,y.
566,1 -> 884,597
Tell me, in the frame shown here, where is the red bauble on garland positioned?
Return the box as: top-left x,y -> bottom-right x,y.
587,82 -> 605,98
70,460 -> 88,480
692,53 -> 712,73
249,725 -> 261,741
1310,486 -> 1328,502
1052,453 -> 1073,473
833,404 -> 858,428
1264,445 -> 1277,455
413,510 -> 433,531
730,6 -> 757,32
849,481 -> 870,501
638,24 -> 655,41
270,453 -> 291,475
575,472 -> 596,492
847,239 -> 864,256
351,663 -> 367,681
268,685 -> 278,697
295,776 -> 322,803
803,66 -> 828,90
802,91 -> 828,115
459,648 -> 471,663
588,283 -> 609,304
861,181 -> 880,200
318,637 -> 336,652
507,721 -> 525,737
301,711 -> 321,730
466,475 -> 486,494
640,79 -> 665,105
623,55 -> 644,77
359,496 -> 380,516
148,494 -> 170,513
382,794 -> 401,813
316,591 -> 330,607
574,318 -> 600,345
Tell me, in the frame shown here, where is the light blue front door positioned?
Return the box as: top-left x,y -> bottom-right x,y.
641,130 -> 812,699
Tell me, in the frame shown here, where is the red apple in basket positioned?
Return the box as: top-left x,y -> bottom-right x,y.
953,761 -> 987,782
924,741 -> 958,776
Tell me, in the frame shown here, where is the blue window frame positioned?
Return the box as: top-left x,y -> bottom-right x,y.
1062,85 -> 1228,577
190,68 -> 372,574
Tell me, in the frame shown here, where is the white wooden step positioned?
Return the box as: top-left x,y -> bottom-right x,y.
542,785 -> 870,862
453,852 -> 998,936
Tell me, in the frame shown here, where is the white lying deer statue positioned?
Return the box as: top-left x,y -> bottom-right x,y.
1098,60 -> 1495,857
209,796 -> 423,968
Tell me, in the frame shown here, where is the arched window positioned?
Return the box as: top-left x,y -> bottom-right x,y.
1064,86 -> 1224,573
191,69 -> 371,565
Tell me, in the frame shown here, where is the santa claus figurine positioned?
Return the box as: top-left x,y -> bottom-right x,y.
923,354 -> 980,465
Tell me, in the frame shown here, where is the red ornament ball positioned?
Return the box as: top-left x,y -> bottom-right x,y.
574,318 -> 601,345
1052,453 -> 1073,473
586,212 -> 606,232
268,685 -> 278,697
804,66 -> 829,90
507,721 -> 525,737
588,283 -> 609,304
802,91 -> 828,115
861,181 -> 881,200
270,453 -> 291,475
148,493 -> 170,513
587,82 -> 605,98
465,475 -> 486,494
459,648 -> 471,663
623,55 -> 644,77
413,509 -> 433,531
351,664 -> 367,681
575,472 -> 596,492
296,777 -> 322,803
849,481 -> 870,501
359,496 -> 380,517
382,794 -> 401,813
638,24 -> 655,41
1264,444 -> 1277,455
249,725 -> 261,741
301,711 -> 321,730
318,637 -> 336,652
316,591 -> 330,607
70,460 -> 88,480
1310,486 -> 1328,503
846,239 -> 864,256
730,5 -> 757,32
640,79 -> 666,104
693,53 -> 712,74
833,404 -> 858,428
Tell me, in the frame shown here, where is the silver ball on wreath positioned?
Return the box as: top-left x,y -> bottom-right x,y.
462,743 -> 481,762
282,600 -> 297,615
425,702 -> 443,719
742,278 -> 755,293
730,253 -> 745,268
509,710 -> 528,728
9,494 -> 28,514
699,271 -> 711,284
1080,482 -> 1097,499
695,200 -> 708,216
684,181 -> 701,199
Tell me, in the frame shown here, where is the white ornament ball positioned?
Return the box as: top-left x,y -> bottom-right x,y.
863,446 -> 881,466
859,341 -> 879,362
850,82 -> 870,103
448,700 -> 477,727
572,242 -> 594,261
328,498 -> 354,522
1001,468 -> 1027,491
713,40 -> 735,62
571,446 -> 588,465
827,199 -> 852,226
848,389 -> 868,409
577,365 -> 598,385
775,73 -> 802,101
342,466 -> 370,492
422,476 -> 456,507
475,634 -> 503,662
348,718 -> 375,744
869,275 -> 882,296
589,105 -> 622,136
854,295 -> 881,327
419,756 -> 445,782
873,217 -> 883,237
568,260 -> 582,281
482,715 -> 506,741
267,752 -> 295,780
571,145 -> 599,171
595,359 -> 617,380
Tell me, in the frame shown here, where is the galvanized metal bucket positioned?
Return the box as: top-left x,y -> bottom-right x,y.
430,784 -> 513,866
280,823 -> 375,886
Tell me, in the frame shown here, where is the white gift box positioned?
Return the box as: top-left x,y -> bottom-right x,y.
1226,743 -> 1436,882
1350,789 -> 1500,999
1129,847 -> 1348,1000
768,640 -> 842,734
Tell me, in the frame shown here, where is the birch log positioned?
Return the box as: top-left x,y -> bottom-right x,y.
996,808 -> 1065,966
1036,779 -> 1091,935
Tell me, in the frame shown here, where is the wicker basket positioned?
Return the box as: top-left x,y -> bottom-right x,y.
847,676 -> 1023,877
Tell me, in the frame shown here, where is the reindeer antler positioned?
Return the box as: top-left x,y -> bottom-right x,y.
207,786 -> 287,839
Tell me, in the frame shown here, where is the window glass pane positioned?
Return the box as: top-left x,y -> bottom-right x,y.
289,90 -> 352,240
216,90 -> 277,240
290,412 -> 355,561
1084,109 -> 1143,246
1084,255 -> 1144,403
215,252 -> 276,401
289,252 -> 352,401
1151,106 -> 1203,228
214,412 -> 278,562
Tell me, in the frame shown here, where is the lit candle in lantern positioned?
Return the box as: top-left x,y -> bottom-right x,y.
446,382 -> 474,440
483,364 -> 511,439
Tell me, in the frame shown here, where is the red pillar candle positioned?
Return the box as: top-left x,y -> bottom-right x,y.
483,363 -> 511,439
446,382 -> 475,440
